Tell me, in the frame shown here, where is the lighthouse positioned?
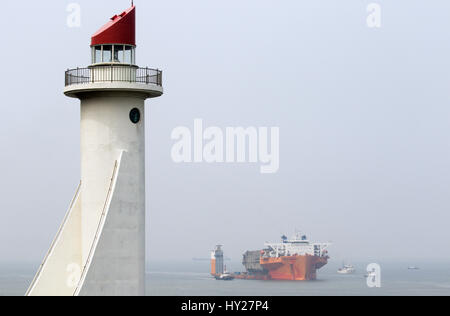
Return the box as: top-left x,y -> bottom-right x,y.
27,5 -> 163,296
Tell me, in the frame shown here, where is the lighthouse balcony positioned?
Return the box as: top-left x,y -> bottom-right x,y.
64,64 -> 163,99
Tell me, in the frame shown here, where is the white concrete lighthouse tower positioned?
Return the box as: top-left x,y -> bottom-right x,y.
26,5 -> 162,296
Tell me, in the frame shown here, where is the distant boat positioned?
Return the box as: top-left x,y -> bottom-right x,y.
337,264 -> 356,275
408,266 -> 420,270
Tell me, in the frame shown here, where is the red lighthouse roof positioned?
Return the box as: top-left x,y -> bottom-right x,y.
91,5 -> 136,46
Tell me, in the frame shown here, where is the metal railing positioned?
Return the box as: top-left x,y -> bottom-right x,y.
65,65 -> 163,87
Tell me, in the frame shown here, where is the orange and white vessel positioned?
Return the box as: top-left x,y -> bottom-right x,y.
211,245 -> 224,276
212,233 -> 330,281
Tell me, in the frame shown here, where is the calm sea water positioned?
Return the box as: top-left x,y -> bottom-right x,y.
2,261 -> 450,296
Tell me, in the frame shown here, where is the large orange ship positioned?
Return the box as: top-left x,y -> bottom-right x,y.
211,233 -> 330,281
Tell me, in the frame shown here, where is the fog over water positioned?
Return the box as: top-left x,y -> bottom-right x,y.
0,0 -> 450,267
2,261 -> 450,296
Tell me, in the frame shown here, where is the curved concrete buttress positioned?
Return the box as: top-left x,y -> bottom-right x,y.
75,151 -> 145,296
27,185 -> 82,296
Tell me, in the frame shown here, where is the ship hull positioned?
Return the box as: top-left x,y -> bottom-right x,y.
234,255 -> 328,281
260,255 -> 327,281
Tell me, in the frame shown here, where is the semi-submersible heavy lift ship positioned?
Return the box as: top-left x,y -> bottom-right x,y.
211,233 -> 331,281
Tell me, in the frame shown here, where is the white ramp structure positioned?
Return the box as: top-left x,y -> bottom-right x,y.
27,5 -> 163,296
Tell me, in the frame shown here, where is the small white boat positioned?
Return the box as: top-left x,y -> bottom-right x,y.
338,264 -> 356,274
215,273 -> 235,281
408,266 -> 420,270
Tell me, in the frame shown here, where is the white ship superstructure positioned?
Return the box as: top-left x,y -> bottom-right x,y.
262,233 -> 330,258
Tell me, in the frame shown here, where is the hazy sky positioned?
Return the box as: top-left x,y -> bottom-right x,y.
1,0 -> 450,265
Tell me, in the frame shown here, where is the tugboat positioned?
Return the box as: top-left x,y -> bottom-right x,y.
215,272 -> 235,281
214,265 -> 235,281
